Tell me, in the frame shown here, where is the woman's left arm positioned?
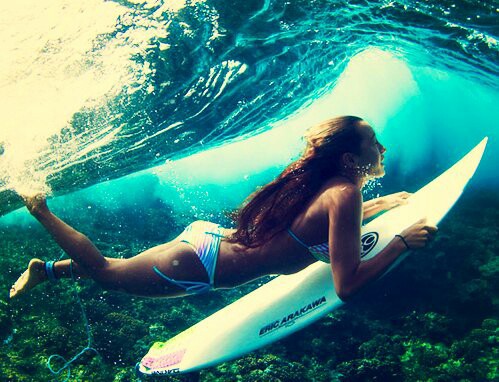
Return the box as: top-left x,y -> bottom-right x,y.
363,191 -> 411,220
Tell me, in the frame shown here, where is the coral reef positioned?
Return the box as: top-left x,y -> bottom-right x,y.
0,191 -> 497,381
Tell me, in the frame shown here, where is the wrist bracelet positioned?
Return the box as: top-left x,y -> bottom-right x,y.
395,234 -> 411,250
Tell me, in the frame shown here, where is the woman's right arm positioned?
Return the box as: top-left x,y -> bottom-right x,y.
326,187 -> 437,301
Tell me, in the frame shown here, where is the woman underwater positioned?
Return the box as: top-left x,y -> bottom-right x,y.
10,116 -> 437,301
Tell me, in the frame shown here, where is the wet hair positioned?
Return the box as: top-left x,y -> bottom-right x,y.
228,115 -> 364,248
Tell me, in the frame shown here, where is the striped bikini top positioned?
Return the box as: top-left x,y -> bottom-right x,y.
287,228 -> 330,264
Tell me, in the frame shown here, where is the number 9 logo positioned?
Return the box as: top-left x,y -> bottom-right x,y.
361,232 -> 379,258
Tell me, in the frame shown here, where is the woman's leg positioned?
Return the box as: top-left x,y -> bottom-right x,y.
23,195 -> 108,274
91,242 -> 209,297
52,258 -> 90,279
9,258 -> 90,298
10,194 -> 119,298
9,246 -> 187,299
12,195 -> 208,298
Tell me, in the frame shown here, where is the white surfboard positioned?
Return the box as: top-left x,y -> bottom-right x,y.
137,138 -> 487,377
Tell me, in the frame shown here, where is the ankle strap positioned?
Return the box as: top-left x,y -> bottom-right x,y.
45,261 -> 58,282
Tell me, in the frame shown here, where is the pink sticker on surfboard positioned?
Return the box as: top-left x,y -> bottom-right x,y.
142,349 -> 187,369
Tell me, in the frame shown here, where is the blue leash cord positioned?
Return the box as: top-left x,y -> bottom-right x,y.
46,258 -> 99,381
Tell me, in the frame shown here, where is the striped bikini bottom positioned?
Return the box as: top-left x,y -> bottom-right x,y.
153,221 -> 226,294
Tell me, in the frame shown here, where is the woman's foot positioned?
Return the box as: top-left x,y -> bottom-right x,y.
9,258 -> 48,299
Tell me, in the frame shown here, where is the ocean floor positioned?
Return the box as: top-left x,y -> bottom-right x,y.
0,189 -> 497,381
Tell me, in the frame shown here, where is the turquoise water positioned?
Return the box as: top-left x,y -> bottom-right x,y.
0,0 -> 498,380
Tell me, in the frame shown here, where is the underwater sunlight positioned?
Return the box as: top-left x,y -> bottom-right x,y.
0,0 -> 497,381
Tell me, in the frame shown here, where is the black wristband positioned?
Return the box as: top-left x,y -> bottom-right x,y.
395,234 -> 411,250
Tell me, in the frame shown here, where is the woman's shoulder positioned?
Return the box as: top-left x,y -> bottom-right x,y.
320,178 -> 362,207
298,178 -> 361,220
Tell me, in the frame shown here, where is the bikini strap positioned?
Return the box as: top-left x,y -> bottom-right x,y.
152,266 -> 211,294
205,231 -> 226,238
286,228 -> 310,249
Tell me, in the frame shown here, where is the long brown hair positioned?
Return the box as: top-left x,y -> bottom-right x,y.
228,116 -> 364,248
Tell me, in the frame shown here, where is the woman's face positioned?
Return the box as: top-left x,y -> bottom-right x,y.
352,121 -> 386,178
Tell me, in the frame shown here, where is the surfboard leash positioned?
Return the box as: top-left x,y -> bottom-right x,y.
46,254 -> 100,381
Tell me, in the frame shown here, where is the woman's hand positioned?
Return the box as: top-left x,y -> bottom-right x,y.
398,218 -> 438,250
379,191 -> 411,211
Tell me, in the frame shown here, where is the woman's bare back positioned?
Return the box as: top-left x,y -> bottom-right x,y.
214,178 -> 352,288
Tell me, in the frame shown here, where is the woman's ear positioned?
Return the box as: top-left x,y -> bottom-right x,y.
342,152 -> 358,168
